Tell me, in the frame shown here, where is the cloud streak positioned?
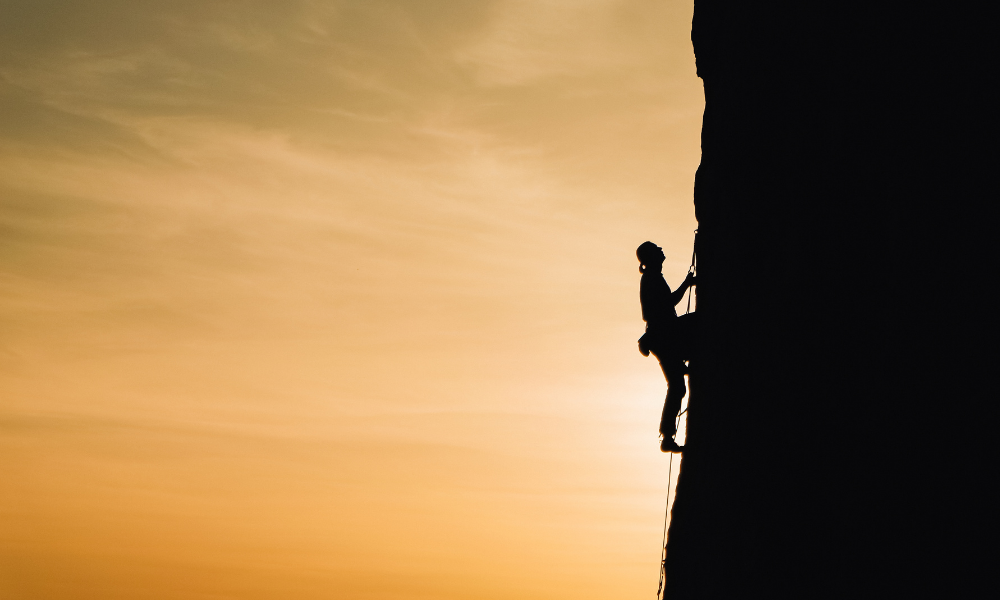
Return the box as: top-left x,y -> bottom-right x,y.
1,1 -> 701,598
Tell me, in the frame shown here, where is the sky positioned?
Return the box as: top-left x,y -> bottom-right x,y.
0,1 -> 703,598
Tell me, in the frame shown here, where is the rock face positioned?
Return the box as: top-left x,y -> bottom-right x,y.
664,3 -> 985,598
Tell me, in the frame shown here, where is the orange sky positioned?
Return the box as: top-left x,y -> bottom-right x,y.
0,1 -> 702,598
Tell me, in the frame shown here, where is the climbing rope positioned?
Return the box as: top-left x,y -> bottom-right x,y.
656,452 -> 674,600
656,388 -> 689,599
685,229 -> 698,315
655,385 -> 690,599
679,229 -> 697,412
657,230 -> 697,599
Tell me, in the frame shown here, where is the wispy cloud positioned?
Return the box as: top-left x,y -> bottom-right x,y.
1,1 -> 701,597
456,0 -> 630,86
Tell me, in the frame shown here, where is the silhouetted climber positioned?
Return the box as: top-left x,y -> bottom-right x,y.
636,241 -> 696,453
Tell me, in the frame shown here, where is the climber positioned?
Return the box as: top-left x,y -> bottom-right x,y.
636,241 -> 696,453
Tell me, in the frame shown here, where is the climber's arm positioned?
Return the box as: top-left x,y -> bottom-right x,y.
670,273 -> 696,307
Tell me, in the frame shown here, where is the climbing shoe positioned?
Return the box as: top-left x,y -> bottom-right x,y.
660,437 -> 683,453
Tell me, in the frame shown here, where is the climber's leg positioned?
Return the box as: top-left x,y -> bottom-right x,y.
658,361 -> 687,442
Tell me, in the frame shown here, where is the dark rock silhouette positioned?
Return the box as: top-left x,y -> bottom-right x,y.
661,3 -> 987,598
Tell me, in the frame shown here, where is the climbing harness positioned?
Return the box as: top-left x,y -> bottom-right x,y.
656,230 -> 698,599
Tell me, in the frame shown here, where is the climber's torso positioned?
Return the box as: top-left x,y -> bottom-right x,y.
640,271 -> 678,333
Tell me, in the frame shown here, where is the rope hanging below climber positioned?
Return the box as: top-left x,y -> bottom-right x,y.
639,231 -> 698,600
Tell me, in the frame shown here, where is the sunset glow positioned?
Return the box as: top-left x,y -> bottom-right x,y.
1,2 -> 702,598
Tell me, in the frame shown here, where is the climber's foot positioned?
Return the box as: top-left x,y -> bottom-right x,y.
660,437 -> 683,453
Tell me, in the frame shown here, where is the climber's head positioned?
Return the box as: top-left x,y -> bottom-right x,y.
636,241 -> 665,273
